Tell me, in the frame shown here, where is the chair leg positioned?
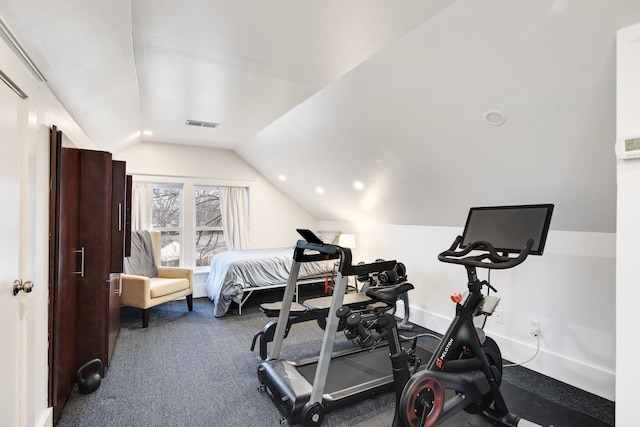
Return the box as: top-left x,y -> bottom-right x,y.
141,308 -> 150,328
186,294 -> 193,312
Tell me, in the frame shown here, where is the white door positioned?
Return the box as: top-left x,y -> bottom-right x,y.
0,78 -> 27,425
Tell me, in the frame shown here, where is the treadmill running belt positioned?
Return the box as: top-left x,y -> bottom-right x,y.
297,346 -> 392,394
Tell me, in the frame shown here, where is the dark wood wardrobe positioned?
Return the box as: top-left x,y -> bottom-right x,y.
49,126 -> 131,424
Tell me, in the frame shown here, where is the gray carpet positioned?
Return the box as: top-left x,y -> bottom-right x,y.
58,295 -> 614,427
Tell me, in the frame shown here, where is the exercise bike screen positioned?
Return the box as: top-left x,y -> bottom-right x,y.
461,204 -> 554,256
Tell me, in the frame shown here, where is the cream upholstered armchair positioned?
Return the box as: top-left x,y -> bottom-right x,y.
121,231 -> 194,328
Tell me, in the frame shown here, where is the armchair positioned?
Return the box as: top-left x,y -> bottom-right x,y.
121,231 -> 193,327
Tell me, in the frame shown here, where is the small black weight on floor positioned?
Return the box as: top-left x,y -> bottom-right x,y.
76,358 -> 102,394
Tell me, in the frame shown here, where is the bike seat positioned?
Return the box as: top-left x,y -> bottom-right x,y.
366,282 -> 414,304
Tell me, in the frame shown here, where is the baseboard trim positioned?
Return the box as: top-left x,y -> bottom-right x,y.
37,407 -> 53,427
193,282 -> 207,299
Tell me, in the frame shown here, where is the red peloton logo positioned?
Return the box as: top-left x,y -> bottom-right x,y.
436,337 -> 454,369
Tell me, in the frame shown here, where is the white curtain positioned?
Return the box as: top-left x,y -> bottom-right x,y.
220,186 -> 248,251
131,182 -> 154,230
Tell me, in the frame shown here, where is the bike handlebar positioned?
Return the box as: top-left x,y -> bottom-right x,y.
438,236 -> 534,270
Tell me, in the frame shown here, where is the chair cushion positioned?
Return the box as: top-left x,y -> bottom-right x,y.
149,277 -> 190,299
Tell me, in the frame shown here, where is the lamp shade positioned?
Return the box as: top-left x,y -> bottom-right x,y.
338,234 -> 356,249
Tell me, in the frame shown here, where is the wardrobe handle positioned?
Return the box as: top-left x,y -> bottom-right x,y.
108,273 -> 122,296
118,203 -> 122,232
115,273 -> 122,296
74,247 -> 85,277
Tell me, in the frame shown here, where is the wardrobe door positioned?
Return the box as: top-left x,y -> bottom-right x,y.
108,160 -> 126,362
76,149 -> 113,375
50,143 -> 81,425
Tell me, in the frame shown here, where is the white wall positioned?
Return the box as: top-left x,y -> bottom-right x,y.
615,23 -> 640,425
114,142 -> 321,296
320,220 -> 616,401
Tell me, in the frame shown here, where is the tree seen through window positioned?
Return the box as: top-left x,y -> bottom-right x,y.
195,186 -> 227,267
151,186 -> 182,266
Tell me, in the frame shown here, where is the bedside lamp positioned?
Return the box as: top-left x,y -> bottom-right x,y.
338,233 -> 356,249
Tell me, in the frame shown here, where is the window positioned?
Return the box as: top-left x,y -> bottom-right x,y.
134,176 -> 248,270
151,183 -> 183,267
194,186 -> 228,268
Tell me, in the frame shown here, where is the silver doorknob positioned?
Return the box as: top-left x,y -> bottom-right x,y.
13,279 -> 34,296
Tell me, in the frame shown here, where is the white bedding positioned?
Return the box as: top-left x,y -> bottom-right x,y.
204,246 -> 334,317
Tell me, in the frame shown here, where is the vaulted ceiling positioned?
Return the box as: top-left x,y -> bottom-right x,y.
2,0 -> 639,232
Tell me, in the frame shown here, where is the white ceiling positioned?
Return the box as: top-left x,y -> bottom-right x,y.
1,0 -> 639,232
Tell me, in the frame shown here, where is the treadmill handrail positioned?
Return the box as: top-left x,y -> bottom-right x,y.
342,258 -> 397,277
293,239 -> 397,277
293,240 -> 340,262
295,239 -> 340,257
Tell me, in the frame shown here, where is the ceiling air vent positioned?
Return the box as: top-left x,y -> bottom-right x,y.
185,119 -> 220,129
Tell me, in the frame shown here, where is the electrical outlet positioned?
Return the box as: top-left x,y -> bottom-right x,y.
494,309 -> 503,324
530,320 -> 541,336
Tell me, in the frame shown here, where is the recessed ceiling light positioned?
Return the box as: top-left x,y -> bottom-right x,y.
278,174 -> 286,182
353,181 -> 364,190
142,130 -> 153,136
485,110 -> 507,126
315,186 -> 325,195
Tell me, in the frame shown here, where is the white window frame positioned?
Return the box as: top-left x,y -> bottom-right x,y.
132,174 -> 252,271
149,182 -> 184,267
193,185 -> 227,270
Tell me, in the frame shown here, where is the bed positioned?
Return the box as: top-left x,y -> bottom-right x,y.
204,231 -> 341,317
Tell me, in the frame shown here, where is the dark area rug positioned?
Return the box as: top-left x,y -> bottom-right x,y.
57,292 -> 614,427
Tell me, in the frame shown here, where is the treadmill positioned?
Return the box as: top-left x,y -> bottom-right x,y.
257,229 -> 428,426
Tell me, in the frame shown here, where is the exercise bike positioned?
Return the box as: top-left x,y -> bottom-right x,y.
342,204 -> 554,427
398,204 -> 553,427
342,240 -> 546,427
397,237 -> 540,426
